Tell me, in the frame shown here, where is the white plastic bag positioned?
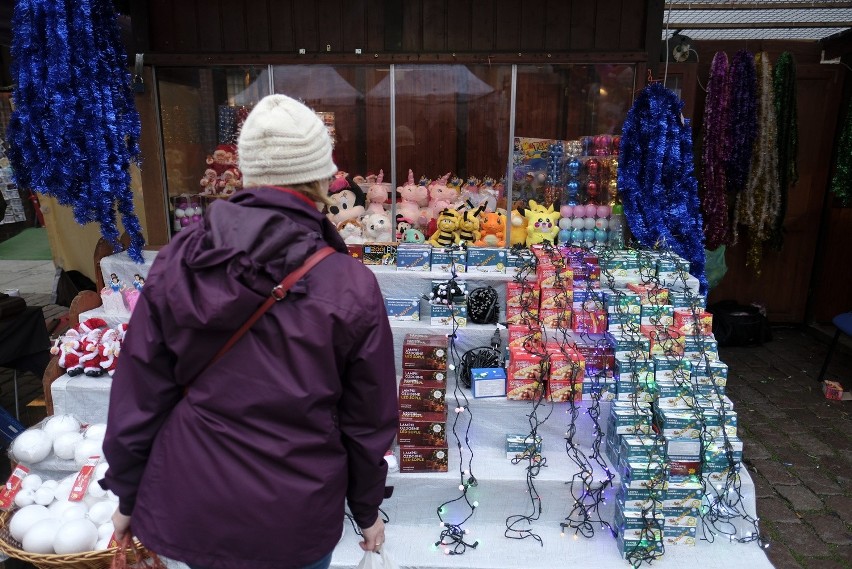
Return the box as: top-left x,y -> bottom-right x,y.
356,549 -> 399,569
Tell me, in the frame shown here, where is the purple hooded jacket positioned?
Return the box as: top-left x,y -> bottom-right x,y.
102,187 -> 398,569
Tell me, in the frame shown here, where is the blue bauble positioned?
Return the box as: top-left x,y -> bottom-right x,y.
566,179 -> 580,196
566,158 -> 582,178
558,229 -> 570,244
594,228 -> 609,242
570,229 -> 585,244
582,228 -> 596,243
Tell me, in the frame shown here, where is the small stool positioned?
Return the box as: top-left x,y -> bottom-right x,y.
817,312 -> 852,383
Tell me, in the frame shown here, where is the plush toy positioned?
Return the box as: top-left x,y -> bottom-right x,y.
402,228 -> 426,243
98,328 -> 121,376
219,168 -> 242,196
460,176 -> 488,210
509,209 -> 528,247
362,211 -> 394,242
199,169 -> 218,195
429,208 -> 461,248
395,215 -> 413,241
455,205 -> 485,246
206,144 -> 238,176
397,170 -> 429,226
524,200 -> 560,247
337,218 -> 365,244
327,179 -> 367,225
428,173 -> 459,220
51,329 -> 82,376
366,170 -> 389,214
475,211 -> 507,247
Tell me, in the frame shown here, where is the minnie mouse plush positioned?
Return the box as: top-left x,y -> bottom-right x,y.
327,177 -> 367,226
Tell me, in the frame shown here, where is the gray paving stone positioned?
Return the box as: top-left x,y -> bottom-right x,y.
803,514 -> 852,546
793,468 -> 844,497
751,470 -> 776,499
774,523 -> 832,557
802,557 -> 848,569
836,544 -> 852,565
765,544 -> 806,569
776,485 -> 825,511
825,495 -> 852,525
744,441 -> 772,461
791,434 -> 839,457
752,459 -> 799,486
758,496 -> 802,524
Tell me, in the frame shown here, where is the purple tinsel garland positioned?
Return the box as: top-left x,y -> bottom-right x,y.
7,0 -> 145,262
726,51 -> 758,200
701,52 -> 732,251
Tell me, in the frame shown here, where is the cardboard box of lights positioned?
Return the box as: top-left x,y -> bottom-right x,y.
398,334 -> 449,473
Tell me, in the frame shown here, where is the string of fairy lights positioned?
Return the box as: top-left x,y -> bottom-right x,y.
420,233 -> 761,565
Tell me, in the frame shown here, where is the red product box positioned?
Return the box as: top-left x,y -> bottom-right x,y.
402,334 -> 448,370
397,411 -> 447,446
399,446 -> 449,473
572,265 -> 601,284
673,308 -> 713,336
506,304 -> 539,325
506,377 -> 544,401
822,380 -> 845,401
547,379 -> 582,402
548,347 -> 585,382
536,263 -> 574,288
572,311 -> 607,334
627,283 -> 670,305
539,287 -> 573,310
643,328 -> 684,356
398,382 -> 447,413
574,343 -> 614,372
508,325 -> 543,350
507,348 -> 545,380
506,282 -> 540,308
346,244 -> 364,260
401,369 -> 447,384
539,307 -> 572,328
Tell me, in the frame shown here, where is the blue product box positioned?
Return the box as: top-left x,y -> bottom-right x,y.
616,484 -> 664,511
465,247 -> 507,274
604,290 -> 642,314
669,292 -> 707,309
0,405 -> 25,442
703,437 -> 744,464
425,301 -> 468,326
619,437 -> 666,464
617,532 -> 663,559
640,305 -> 674,327
663,478 -> 704,511
506,433 -> 543,460
616,500 -> 665,531
384,297 -> 421,321
431,248 -> 467,273
471,367 -> 507,398
396,244 -> 432,271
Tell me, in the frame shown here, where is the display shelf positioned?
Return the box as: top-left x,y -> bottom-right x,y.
389,320 -> 505,372
50,373 -> 112,425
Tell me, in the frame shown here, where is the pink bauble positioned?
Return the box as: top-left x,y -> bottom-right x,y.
179,217 -> 190,227
596,205 -> 611,218
191,215 -> 201,223
560,205 -> 573,218
584,204 -> 598,218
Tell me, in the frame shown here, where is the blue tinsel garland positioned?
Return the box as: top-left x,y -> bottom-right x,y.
7,0 -> 145,262
618,83 -> 708,293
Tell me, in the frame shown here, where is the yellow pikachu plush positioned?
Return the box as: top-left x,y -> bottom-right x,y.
524,200 -> 560,247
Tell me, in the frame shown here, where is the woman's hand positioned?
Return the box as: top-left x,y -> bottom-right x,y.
112,509 -> 132,540
359,518 -> 385,552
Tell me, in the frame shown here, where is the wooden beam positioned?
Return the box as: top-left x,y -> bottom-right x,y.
669,21 -> 852,29
666,1 -> 852,8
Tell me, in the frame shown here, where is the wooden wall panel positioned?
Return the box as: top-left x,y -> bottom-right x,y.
619,0 -> 645,51
365,0 -> 385,53
341,1 -> 367,53
594,2 -> 621,51
245,0 -> 271,53
493,0 -> 520,52
470,0 -> 495,52
221,2 -> 248,52
172,2 -> 198,52
292,3 -> 319,53
519,1 -> 546,52
544,0 -> 572,52
569,3 -> 596,51
811,205 -> 852,322
401,1 -> 422,51
194,0 -> 223,52
315,0 -> 344,53
269,1 -> 295,52
446,2 -> 472,53
147,0 -> 174,52
422,0 -> 446,52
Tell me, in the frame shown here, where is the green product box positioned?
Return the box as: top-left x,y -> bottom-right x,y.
607,407 -> 654,435
656,393 -> 697,410
641,305 -> 674,327
682,336 -> 719,360
616,501 -> 665,531
430,248 -> 467,273
695,394 -> 735,412
691,359 -> 729,386
465,247 -> 507,274
663,525 -> 697,542
616,485 -> 664,511
657,408 -> 701,439
607,311 -> 641,333
608,333 -> 651,359
604,290 -> 642,314
669,292 -> 707,309
655,380 -> 693,399
601,257 -> 641,280
384,297 -> 421,321
396,244 -> 432,271
703,437 -> 743,463
506,433 -> 543,460
664,510 -> 700,529
617,531 -> 663,560
620,460 -> 667,487
582,380 -> 616,401
619,436 -> 666,463
663,479 -> 704,511
653,355 -> 692,382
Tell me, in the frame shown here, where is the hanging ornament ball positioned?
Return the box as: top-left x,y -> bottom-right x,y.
586,180 -> 600,199
583,217 -> 596,230
595,228 -> 609,242
570,218 -> 585,231
594,134 -> 613,156
566,159 -> 582,178
558,218 -> 571,230
558,229 -> 571,244
179,217 -> 191,227
595,217 -> 609,231
582,228 -> 596,243
596,205 -> 611,218
571,229 -> 585,244
566,179 -> 581,197
612,135 -> 621,155
584,204 -> 598,218
586,158 -> 601,178
560,205 -> 573,218
174,208 -> 186,219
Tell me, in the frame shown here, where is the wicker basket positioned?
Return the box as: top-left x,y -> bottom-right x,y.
0,509 -> 150,569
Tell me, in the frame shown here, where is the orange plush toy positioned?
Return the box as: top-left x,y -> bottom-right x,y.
475,211 -> 507,247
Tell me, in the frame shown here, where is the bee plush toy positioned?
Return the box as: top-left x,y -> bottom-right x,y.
429,208 -> 461,247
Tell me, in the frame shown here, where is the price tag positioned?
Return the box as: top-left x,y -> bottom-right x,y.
108,532 -> 120,548
0,464 -> 30,510
68,456 -> 101,502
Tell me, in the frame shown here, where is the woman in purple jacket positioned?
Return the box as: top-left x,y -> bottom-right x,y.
102,94 -> 399,569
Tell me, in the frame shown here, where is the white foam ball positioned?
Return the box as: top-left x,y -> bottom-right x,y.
97,521 -> 115,540
11,430 -> 53,464
94,462 -> 109,481
34,487 -> 55,506
41,479 -> 59,490
14,489 -> 35,507
21,474 -> 43,491
53,519 -> 98,554
87,481 -> 106,498
83,494 -> 104,508
43,415 -> 82,441
59,502 -> 89,521
87,501 -> 115,526
95,537 -> 112,551
21,517 -> 63,554
54,432 -> 84,460
54,479 -> 74,502
48,500 -> 75,519
9,505 -> 51,541
74,439 -> 103,468
84,424 -> 107,440
106,491 -> 118,503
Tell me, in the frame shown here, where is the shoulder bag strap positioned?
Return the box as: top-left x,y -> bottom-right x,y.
187,246 -> 337,388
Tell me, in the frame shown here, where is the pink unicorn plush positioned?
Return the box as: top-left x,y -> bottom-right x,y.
366,170 -> 389,214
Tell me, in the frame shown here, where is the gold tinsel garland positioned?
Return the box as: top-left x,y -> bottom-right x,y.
734,52 -> 780,274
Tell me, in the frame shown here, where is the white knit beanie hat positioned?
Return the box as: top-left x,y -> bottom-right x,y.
238,94 -> 337,187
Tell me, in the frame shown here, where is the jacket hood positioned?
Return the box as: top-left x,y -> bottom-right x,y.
159,187 -> 347,331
